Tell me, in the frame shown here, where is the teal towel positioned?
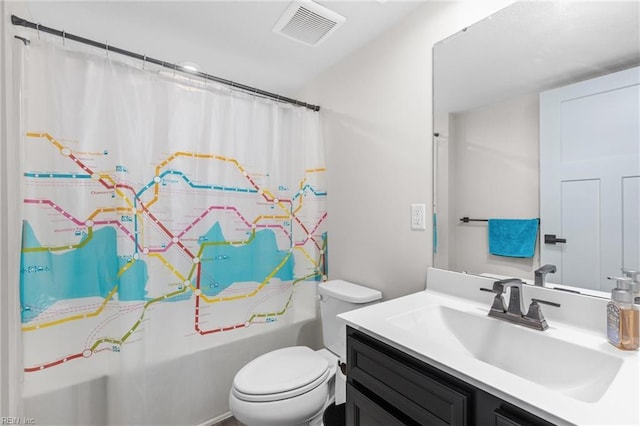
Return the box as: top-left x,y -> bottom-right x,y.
433,213 -> 438,254
488,219 -> 538,258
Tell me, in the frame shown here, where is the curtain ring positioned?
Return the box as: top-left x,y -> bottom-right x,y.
36,23 -> 41,40
62,30 -> 66,46
142,54 -> 146,70
173,64 -> 177,77
105,41 -> 109,56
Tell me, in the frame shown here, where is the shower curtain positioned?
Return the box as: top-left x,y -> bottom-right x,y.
18,37 -> 326,424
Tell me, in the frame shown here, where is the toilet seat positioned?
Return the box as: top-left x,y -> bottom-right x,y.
231,346 -> 331,403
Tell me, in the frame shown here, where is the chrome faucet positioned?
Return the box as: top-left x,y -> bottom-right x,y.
482,278 -> 560,331
534,264 -> 557,287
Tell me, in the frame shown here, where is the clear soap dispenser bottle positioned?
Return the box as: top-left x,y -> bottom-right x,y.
607,276 -> 639,350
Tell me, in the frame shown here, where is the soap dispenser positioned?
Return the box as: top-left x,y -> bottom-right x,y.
607,276 -> 639,350
622,269 -> 640,305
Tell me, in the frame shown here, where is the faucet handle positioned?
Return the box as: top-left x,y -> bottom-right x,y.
531,298 -> 561,308
524,298 -> 560,331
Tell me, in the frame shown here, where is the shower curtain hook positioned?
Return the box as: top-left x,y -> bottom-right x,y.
105,41 -> 109,56
142,54 -> 146,70
36,23 -> 41,40
62,30 -> 66,46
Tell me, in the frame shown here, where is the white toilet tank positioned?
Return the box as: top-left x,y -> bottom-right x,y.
318,280 -> 382,360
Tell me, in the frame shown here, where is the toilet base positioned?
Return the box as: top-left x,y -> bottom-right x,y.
321,402 -> 345,426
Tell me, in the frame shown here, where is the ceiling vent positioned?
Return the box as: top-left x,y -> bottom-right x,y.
273,1 -> 346,46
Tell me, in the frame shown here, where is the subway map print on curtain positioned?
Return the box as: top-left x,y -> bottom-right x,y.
19,40 -> 326,386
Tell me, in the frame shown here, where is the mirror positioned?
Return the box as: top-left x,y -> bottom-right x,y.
433,1 -> 640,295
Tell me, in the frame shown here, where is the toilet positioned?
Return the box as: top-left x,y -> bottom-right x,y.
229,280 -> 382,426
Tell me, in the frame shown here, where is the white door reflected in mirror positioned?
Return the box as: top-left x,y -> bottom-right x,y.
540,67 -> 640,291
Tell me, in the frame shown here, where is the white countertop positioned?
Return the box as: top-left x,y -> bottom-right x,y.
339,273 -> 640,426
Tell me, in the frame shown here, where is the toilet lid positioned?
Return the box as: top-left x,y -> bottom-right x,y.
233,346 -> 330,400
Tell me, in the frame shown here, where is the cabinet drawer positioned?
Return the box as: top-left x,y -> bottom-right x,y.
346,383 -> 407,426
494,407 -> 555,426
347,329 -> 469,426
496,409 -> 527,426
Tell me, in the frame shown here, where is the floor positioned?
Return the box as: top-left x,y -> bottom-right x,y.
214,416 -> 243,426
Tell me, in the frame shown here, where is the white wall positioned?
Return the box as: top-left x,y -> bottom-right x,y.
448,93 -> 540,277
298,0 -> 516,300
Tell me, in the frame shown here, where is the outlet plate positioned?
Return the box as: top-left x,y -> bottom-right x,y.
411,204 -> 426,230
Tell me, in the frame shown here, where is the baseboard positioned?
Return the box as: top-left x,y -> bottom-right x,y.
196,411 -> 233,426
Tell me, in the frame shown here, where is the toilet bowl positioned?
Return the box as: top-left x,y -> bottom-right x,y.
229,280 -> 382,426
229,347 -> 337,426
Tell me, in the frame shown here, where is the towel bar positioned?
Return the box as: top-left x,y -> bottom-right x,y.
460,217 -> 540,223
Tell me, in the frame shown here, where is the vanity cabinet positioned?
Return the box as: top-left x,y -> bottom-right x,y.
346,327 -> 554,426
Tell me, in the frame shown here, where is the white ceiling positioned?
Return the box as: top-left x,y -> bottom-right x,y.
23,1 -> 428,97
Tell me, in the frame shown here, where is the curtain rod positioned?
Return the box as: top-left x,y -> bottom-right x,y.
10,15 -> 321,112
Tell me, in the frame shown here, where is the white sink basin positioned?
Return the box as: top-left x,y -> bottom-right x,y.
388,304 -> 622,403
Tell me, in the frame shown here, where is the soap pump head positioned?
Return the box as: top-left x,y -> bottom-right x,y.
624,271 -> 640,299
622,268 -> 640,282
608,276 -> 633,303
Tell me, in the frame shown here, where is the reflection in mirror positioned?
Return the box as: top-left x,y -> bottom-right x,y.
432,1 -> 640,295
